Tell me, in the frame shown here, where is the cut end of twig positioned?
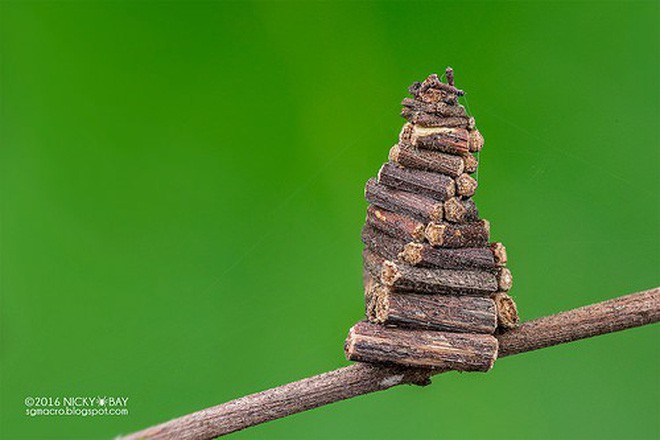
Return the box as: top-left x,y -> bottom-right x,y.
400,242 -> 423,265
399,123 -> 413,144
492,292 -> 520,330
344,325 -> 359,360
372,288 -> 390,324
431,204 -> 444,222
388,144 -> 401,163
412,225 -> 426,242
381,261 -> 401,287
463,154 -> 479,174
497,268 -> 513,292
425,223 -> 447,246
468,129 -> 484,152
491,242 -> 508,266
444,198 -> 467,223
456,173 -> 478,197
482,219 -> 491,236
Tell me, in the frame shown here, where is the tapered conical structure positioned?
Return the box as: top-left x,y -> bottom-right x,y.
345,68 -> 518,372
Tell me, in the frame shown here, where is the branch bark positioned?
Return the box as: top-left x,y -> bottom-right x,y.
121,287 -> 660,440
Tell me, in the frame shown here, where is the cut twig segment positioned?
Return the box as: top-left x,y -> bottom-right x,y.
364,272 -> 377,316
398,123 -> 414,144
416,73 -> 465,97
424,220 -> 490,248
361,225 -> 405,261
381,260 -> 498,295
365,206 -> 426,243
496,267 -> 513,292
389,143 -> 465,177
365,178 -> 444,223
363,249 -> 386,280
401,98 -> 467,117
444,197 -> 480,223
368,287 -> 497,333
463,153 -> 479,174
490,242 -> 508,266
401,242 -> 496,270
492,292 -> 519,329
455,173 -> 478,197
468,130 -> 484,152
409,126 -> 470,155
345,321 -> 498,371
401,109 -> 471,128
417,88 -> 458,105
378,162 -> 455,201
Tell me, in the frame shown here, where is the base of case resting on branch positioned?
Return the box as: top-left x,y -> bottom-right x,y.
120,288 -> 660,440
344,321 -> 498,371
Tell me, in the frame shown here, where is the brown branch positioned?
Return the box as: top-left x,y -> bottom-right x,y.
121,287 -> 660,440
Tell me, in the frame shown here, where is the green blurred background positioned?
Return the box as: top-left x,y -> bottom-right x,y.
1,1 -> 658,439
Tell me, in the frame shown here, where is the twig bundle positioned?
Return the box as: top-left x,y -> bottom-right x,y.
119,69 -> 660,440
345,68 -> 519,372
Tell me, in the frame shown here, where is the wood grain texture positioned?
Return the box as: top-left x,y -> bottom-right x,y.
401,242 -> 496,270
364,271 -> 377,316
362,248 -> 387,280
401,97 -> 467,117
414,86 -> 457,105
369,287 -> 497,333
345,321 -> 498,371
361,224 -> 406,261
365,178 -> 444,223
444,197 -> 480,223
381,260 -> 498,295
120,288 -> 660,440
378,162 -> 455,201
424,220 -> 489,248
365,206 -> 426,243
408,75 -> 462,105
401,109 -> 470,128
390,143 -> 465,177
412,73 -> 465,96
123,363 -> 431,440
492,292 -> 519,330
409,126 -> 470,155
